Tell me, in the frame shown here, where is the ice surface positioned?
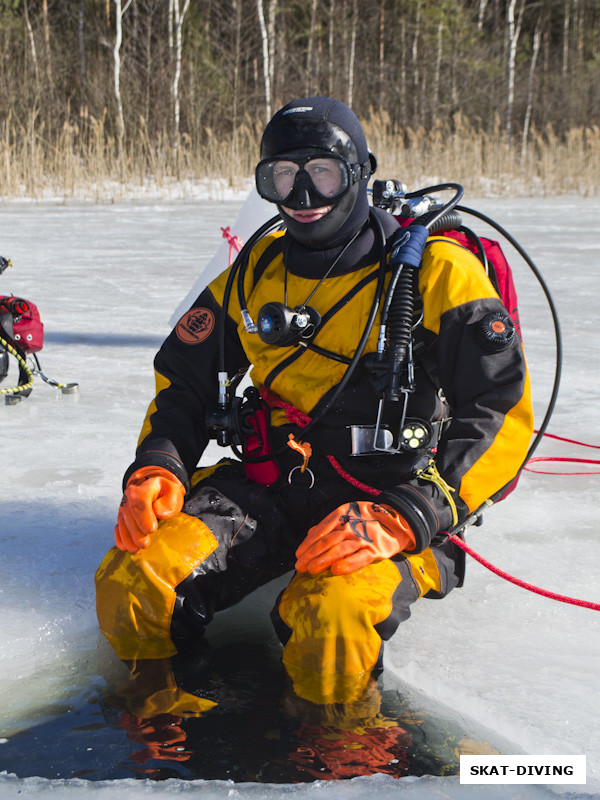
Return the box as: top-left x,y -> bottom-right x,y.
0,193 -> 599,799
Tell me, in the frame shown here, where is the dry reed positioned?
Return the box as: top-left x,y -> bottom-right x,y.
0,108 -> 598,201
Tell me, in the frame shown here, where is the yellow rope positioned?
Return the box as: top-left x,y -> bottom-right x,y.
416,458 -> 459,527
0,335 -> 34,395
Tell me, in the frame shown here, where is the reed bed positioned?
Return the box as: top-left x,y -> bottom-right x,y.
0,108 -> 598,201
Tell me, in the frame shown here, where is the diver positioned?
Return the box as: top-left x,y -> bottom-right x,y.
95,97 -> 533,705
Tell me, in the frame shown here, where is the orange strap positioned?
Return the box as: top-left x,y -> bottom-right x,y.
287,434 -> 312,473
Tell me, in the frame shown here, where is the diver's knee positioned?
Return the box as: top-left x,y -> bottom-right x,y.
95,512 -> 218,660
273,561 -> 403,704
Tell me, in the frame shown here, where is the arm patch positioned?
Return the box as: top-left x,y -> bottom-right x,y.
476,312 -> 516,352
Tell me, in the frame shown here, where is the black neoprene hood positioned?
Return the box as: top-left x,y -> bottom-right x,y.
260,98 -> 370,164
258,97 -> 374,249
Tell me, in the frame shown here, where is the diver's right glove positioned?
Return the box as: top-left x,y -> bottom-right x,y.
115,466 -> 185,553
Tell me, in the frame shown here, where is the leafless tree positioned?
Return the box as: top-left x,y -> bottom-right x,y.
521,9 -> 543,161
170,0 -> 190,146
23,0 -> 40,96
113,0 -> 134,147
257,0 -> 272,121
0,0 -> 599,166
506,0 -> 524,139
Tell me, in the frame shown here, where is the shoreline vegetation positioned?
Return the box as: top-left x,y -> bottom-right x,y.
1,111 -> 598,203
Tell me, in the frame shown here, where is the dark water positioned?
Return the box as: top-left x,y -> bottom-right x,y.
0,629 -> 516,784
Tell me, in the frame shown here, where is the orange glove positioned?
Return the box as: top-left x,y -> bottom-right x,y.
115,466 -> 185,553
295,500 -> 416,576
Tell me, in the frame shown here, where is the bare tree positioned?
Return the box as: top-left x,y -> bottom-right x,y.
257,0 -> 272,120
506,0 -> 524,139
378,0 -> 385,107
521,10 -> 543,160
562,0 -> 570,76
268,0 -> 277,105
23,0 -> 40,95
231,0 -> 242,131
113,0 -> 134,147
171,0 -> 190,146
434,16 -> 443,115
41,0 -> 53,86
478,0 -> 489,30
347,0 -> 358,107
306,0 -> 319,96
328,0 -> 335,98
79,0 -> 86,92
411,0 -> 422,121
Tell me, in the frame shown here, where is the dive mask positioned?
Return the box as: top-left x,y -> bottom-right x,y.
256,150 -> 371,210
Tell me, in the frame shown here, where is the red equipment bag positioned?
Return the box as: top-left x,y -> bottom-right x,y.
440,230 -> 522,341
0,296 -> 44,353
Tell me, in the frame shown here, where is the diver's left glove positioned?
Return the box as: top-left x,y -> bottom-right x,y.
295,500 -> 416,575
114,466 -> 185,553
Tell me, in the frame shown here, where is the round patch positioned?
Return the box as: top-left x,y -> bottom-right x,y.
477,311 -> 516,351
176,308 -> 215,344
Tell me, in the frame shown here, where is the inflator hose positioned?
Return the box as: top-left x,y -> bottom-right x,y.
384,263 -> 416,400
382,187 -> 464,401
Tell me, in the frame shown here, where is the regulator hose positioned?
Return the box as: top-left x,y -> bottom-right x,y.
425,209 -> 463,234
221,213 -> 282,373
404,183 -> 464,229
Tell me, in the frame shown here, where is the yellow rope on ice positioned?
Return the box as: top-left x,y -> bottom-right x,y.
0,335 -> 34,395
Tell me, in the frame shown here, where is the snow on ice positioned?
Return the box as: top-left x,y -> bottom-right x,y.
0,191 -> 599,800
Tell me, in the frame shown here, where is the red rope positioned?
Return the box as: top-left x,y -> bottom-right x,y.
325,455 -> 382,496
525,456 -> 600,475
448,534 -> 600,611
524,431 -> 600,474
221,226 -> 243,266
260,385 -> 312,427
536,431 -> 600,450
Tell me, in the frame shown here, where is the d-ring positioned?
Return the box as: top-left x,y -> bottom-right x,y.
288,465 -> 315,488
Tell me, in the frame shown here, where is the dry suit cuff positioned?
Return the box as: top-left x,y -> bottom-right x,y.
377,486 -> 439,553
123,453 -> 190,494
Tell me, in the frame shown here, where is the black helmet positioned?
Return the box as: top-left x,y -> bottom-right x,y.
256,97 -> 376,249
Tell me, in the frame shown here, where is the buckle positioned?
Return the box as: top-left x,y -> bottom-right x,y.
349,425 -> 394,456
